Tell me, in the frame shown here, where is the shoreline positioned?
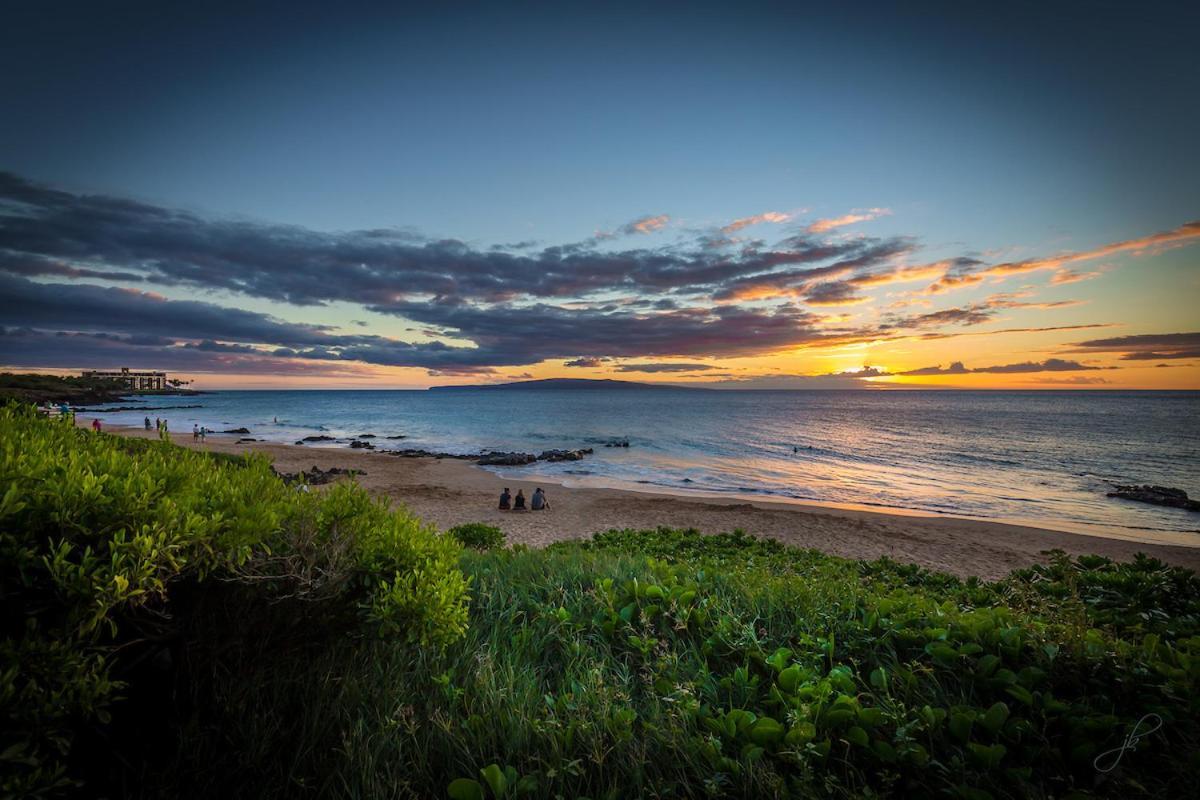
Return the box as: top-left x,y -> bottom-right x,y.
82,418 -> 1200,579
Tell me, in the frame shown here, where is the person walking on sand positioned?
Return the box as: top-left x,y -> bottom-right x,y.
513,489 -> 527,510
531,487 -> 549,511
91,418 -> 101,433
193,423 -> 199,440
159,419 -> 169,441
498,487 -> 512,510
155,417 -> 161,432
199,425 -> 207,442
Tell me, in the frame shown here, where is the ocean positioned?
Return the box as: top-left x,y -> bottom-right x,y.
86,389 -> 1200,543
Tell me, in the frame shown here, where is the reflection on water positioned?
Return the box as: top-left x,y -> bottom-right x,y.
87,389 -> 1200,542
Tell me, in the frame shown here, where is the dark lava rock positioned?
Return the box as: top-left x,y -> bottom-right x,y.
274,465 -> 365,486
237,438 -> 258,443
223,427 -> 252,434
604,438 -> 631,448
357,434 -> 377,439
349,439 -> 375,449
385,434 -> 407,439
478,451 -> 538,466
1107,484 -> 1200,511
385,448 -> 475,460
538,448 -> 593,462
300,435 -> 337,442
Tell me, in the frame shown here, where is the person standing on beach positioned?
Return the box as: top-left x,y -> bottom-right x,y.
160,419 -> 169,442
193,424 -> 199,440
513,489 -> 527,510
144,416 -> 151,430
498,488 -> 512,510
91,418 -> 101,433
531,488 -> 549,510
155,417 -> 161,432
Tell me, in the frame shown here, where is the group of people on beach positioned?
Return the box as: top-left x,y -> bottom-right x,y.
498,487 -> 550,511
144,416 -> 171,441
191,423 -> 209,442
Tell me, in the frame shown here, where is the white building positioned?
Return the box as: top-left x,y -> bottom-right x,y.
81,368 -> 168,391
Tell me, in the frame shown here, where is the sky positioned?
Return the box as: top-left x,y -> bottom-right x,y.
0,0 -> 1197,389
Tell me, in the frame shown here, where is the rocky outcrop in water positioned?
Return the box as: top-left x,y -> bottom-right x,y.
1107,485 -> 1200,511
386,448 -> 477,459
349,439 -> 375,449
223,427 -> 251,434
604,438 -> 630,448
538,448 -> 593,462
478,451 -> 538,466
296,435 -> 337,444
274,465 -> 365,486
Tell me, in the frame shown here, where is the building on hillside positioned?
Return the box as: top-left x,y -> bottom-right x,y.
81,367 -> 168,391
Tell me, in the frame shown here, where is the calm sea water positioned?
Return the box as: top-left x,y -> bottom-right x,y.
87,389 -> 1200,542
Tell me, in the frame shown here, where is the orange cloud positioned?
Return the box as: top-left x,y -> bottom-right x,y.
807,207 -> 891,234
1050,268 -> 1104,285
630,214 -> 669,234
924,272 -> 986,294
721,211 -> 792,234
981,220 -> 1200,278
851,261 -> 949,288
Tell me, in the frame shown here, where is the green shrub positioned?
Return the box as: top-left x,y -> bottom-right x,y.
156,528 -> 1198,799
0,404 -> 469,796
449,523 -> 507,551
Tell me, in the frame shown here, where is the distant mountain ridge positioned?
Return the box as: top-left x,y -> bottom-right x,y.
428,378 -> 701,391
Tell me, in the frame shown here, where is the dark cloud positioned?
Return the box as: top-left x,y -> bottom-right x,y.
900,358 -> 1104,375
883,304 -> 995,329
900,361 -> 969,376
1068,332 -> 1200,360
0,327 -> 369,376
613,363 -> 716,373
803,281 -> 868,306
0,274 -> 342,347
563,357 -> 609,368
0,173 -> 923,307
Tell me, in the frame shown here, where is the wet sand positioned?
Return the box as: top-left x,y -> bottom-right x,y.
87,420 -> 1200,580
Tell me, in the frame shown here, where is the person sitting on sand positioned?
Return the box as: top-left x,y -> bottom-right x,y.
498,487 -> 512,510
513,489 -> 527,510
531,487 -> 549,511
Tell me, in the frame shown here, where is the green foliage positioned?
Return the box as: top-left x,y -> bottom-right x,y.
449,523 -> 507,551
0,404 -> 469,796
152,527 -> 1198,799
5,419 -> 1196,798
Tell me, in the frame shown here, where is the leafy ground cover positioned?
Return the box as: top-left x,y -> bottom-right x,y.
152,531 -> 1197,799
0,405 -> 468,796
3,407 -> 1197,798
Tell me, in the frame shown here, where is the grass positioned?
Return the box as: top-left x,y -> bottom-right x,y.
3,406 -> 1198,798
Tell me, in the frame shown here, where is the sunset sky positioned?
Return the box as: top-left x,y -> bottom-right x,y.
1,1 -> 1197,389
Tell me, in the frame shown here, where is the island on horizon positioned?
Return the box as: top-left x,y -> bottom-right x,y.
428,377 -> 706,391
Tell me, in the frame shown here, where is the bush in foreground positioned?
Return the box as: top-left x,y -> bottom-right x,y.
0,405 -> 469,796
157,530 -> 1197,799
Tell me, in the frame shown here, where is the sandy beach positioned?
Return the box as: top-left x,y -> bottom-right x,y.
86,419 -> 1200,580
